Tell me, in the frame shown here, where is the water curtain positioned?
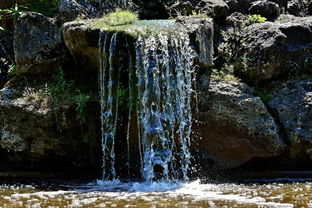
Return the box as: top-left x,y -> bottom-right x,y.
99,27 -> 195,182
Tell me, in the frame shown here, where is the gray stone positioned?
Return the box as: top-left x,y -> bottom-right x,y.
248,0 -> 281,19
268,80 -> 312,158
14,12 -> 64,75
176,17 -> 214,66
62,21 -> 100,73
58,0 -> 88,23
0,130 -> 27,153
225,12 -> 248,26
234,15 -> 312,80
288,0 -> 310,17
169,0 -> 229,19
195,76 -> 286,169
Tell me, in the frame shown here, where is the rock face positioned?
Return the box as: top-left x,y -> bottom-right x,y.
195,76 -> 286,169
288,0 -> 310,17
0,79 -> 100,173
225,12 -> 248,26
176,17 -> 214,66
14,12 -> 64,75
235,15 -> 312,80
248,0 -> 280,19
58,0 -> 88,23
62,21 -> 100,73
0,31 -> 14,88
169,0 -> 229,19
62,17 -> 214,73
268,80 -> 312,159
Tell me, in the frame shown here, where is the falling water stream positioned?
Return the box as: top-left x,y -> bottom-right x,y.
99,21 -> 195,182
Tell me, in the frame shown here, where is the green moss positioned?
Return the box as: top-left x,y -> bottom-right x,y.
91,18 -> 183,39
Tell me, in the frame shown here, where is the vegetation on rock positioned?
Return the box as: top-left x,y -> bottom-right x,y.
0,0 -> 60,30
96,9 -> 138,26
247,14 -> 267,25
47,69 -> 90,131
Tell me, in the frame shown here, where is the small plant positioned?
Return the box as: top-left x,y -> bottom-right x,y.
101,9 -> 138,26
190,10 -> 208,18
257,91 -> 273,102
48,69 -> 90,131
247,14 -> 267,25
8,65 -> 17,75
76,91 -> 89,124
210,64 -> 240,82
0,4 -> 27,26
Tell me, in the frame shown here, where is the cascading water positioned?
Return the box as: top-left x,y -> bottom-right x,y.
99,22 -> 195,182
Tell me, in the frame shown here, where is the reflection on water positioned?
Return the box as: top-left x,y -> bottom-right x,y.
1,179 -> 312,207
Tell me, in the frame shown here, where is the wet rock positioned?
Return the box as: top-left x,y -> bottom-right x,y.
195,77 -> 286,169
62,17 -> 214,72
248,0 -> 280,19
288,0 -> 310,17
268,80 -> 312,158
14,12 -> 64,75
176,17 -> 214,66
234,15 -> 312,81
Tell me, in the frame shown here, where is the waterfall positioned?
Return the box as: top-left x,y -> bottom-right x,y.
99,24 -> 195,181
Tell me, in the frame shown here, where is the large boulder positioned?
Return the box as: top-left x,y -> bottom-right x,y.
62,21 -> 100,73
195,76 -> 286,169
58,0 -> 89,24
14,12 -> 64,75
288,0 -> 310,17
248,0 -> 281,19
234,15 -> 312,81
62,17 -> 214,73
225,0 -> 286,14
268,80 -> 312,159
0,78 -> 100,173
169,0 -> 229,19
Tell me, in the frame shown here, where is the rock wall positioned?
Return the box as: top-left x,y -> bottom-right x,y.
0,0 -> 312,177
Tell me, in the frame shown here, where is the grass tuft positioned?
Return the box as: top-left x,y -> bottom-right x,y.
100,9 -> 138,26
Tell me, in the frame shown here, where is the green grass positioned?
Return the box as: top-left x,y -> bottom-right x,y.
96,9 -> 138,27
90,9 -> 139,36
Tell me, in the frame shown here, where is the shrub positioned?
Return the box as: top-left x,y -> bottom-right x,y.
247,14 -> 267,25
48,70 -> 90,131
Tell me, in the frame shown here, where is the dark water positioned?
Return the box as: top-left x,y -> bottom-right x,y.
1,178 -> 312,207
